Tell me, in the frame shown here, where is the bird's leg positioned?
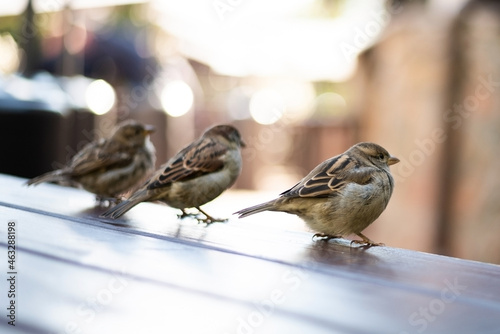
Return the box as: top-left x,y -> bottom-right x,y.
177,209 -> 198,220
95,196 -> 106,207
196,207 -> 227,224
351,232 -> 385,247
312,233 -> 342,241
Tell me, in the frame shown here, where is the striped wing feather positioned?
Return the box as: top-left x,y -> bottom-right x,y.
280,154 -> 374,198
147,137 -> 227,190
69,140 -> 133,176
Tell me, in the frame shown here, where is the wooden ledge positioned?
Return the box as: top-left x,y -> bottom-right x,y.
1,174 -> 499,333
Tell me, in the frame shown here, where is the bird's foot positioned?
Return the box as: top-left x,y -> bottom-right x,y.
350,232 -> 385,247
312,233 -> 342,242
350,239 -> 385,247
196,216 -> 228,225
177,209 -> 226,224
177,209 -> 199,220
196,207 -> 227,225
95,196 -> 122,208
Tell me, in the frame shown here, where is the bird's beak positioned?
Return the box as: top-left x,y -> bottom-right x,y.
240,139 -> 246,148
144,125 -> 156,135
387,156 -> 400,166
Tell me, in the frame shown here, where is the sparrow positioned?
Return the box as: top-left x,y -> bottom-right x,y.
27,120 -> 156,205
235,142 -> 399,246
101,124 -> 245,223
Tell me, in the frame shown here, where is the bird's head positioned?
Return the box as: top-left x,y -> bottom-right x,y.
203,124 -> 246,149
111,120 -> 155,147
350,142 -> 399,169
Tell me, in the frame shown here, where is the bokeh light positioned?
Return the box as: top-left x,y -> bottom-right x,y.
85,79 -> 116,115
226,87 -> 251,120
0,33 -> 20,74
314,92 -> 347,118
274,81 -> 315,123
160,80 -> 194,117
249,89 -> 285,125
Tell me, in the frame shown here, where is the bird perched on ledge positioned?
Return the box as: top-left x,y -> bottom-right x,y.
26,120 -> 156,205
101,124 -> 245,223
235,142 -> 399,246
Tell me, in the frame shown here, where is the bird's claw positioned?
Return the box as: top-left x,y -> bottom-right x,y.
178,209 -> 227,225
350,239 -> 385,247
196,216 -> 228,225
351,232 -> 384,247
195,207 -> 227,225
177,211 -> 198,220
95,196 -> 122,208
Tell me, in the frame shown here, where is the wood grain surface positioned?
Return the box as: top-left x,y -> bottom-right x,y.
0,174 -> 499,334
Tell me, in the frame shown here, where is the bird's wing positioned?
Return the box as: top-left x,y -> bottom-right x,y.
147,137 -> 227,190
69,140 -> 133,176
280,154 -> 375,198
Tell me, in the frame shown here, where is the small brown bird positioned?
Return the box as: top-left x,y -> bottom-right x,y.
27,120 -> 156,204
235,142 -> 399,246
101,124 -> 245,223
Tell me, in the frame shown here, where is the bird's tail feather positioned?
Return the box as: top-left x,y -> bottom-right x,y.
234,200 -> 276,218
100,200 -> 137,219
100,190 -> 148,219
26,170 -> 66,186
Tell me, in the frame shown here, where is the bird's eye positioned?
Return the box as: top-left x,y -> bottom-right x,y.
377,153 -> 384,160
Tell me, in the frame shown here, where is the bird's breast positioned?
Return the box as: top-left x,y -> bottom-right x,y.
159,149 -> 242,209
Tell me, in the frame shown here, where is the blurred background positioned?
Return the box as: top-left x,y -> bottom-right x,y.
1,0 -> 499,264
